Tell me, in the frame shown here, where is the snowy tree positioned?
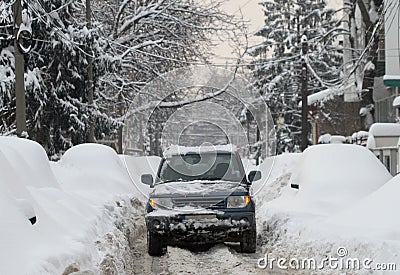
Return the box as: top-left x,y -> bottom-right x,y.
345,0 -> 383,129
0,0 -> 118,155
91,0 -> 241,153
249,0 -> 344,153
0,0 -> 240,156
0,1 -> 16,134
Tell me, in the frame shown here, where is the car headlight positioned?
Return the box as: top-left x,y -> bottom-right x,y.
149,197 -> 173,209
227,195 -> 251,208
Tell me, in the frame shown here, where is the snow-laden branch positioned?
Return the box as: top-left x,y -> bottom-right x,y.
122,70 -> 238,121
117,0 -> 167,36
119,39 -> 164,59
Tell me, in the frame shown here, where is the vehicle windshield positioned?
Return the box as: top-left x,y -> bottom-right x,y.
158,152 -> 244,183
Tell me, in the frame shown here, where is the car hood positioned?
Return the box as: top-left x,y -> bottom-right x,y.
151,180 -> 247,197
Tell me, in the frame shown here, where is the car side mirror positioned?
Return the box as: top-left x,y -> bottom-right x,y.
141,174 -> 154,187
248,170 -> 261,183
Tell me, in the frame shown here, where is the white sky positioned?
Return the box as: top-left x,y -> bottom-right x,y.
212,0 -> 264,64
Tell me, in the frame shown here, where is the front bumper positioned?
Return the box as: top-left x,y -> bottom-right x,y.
146,211 -> 255,244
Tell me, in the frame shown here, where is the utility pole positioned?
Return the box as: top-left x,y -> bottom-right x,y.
117,92 -> 123,154
138,94 -> 144,156
13,0 -> 27,137
86,0 -> 95,142
301,35 -> 308,152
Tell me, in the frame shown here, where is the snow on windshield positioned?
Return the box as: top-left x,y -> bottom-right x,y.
163,144 -> 237,156
153,181 -> 247,196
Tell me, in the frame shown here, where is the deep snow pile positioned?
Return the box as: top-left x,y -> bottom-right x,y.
119,155 -> 161,201
252,152 -> 301,211
255,144 -> 399,272
316,174 -> 400,240
0,137 -> 146,274
274,144 -> 391,216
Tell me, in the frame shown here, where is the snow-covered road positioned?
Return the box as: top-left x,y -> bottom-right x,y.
118,201 -> 267,275
105,196 -> 289,275
146,244 -> 283,275
127,217 -> 288,275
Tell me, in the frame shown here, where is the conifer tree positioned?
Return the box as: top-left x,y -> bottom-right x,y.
249,0 -> 343,153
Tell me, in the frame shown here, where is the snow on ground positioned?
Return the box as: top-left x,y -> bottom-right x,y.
166,244 -> 266,275
278,144 -> 390,216
119,155 -> 161,201
2,137 -> 400,274
252,152 -> 301,203
255,144 -> 399,273
52,143 -> 139,203
0,137 -> 147,274
321,175 -> 400,240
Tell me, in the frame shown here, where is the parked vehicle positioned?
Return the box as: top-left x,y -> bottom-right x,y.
141,145 -> 261,256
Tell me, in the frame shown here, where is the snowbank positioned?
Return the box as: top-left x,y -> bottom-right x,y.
0,136 -> 60,189
53,143 -> 137,203
253,153 -> 301,219
255,144 -> 399,271
0,137 -> 80,274
0,138 -> 150,274
252,153 -> 301,195
320,174 -> 400,240
120,155 -> 161,200
0,191 -> 37,274
275,144 -> 391,216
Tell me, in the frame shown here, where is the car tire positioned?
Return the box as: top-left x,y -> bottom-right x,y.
240,229 -> 256,253
147,231 -> 166,256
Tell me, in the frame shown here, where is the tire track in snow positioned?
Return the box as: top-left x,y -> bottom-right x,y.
123,200 -> 290,274
164,244 -> 289,274
130,226 -> 290,274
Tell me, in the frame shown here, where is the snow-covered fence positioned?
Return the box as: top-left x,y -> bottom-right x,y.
351,131 -> 369,146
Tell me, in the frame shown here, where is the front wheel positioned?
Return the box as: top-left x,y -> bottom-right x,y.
147,231 -> 166,256
240,229 -> 256,253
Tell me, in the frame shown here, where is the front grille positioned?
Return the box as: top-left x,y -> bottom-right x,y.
172,197 -> 225,208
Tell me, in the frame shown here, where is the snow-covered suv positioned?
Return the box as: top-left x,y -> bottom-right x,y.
141,145 -> 261,256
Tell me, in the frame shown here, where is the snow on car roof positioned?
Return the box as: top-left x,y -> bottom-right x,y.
369,123 -> 400,137
163,144 -> 237,156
